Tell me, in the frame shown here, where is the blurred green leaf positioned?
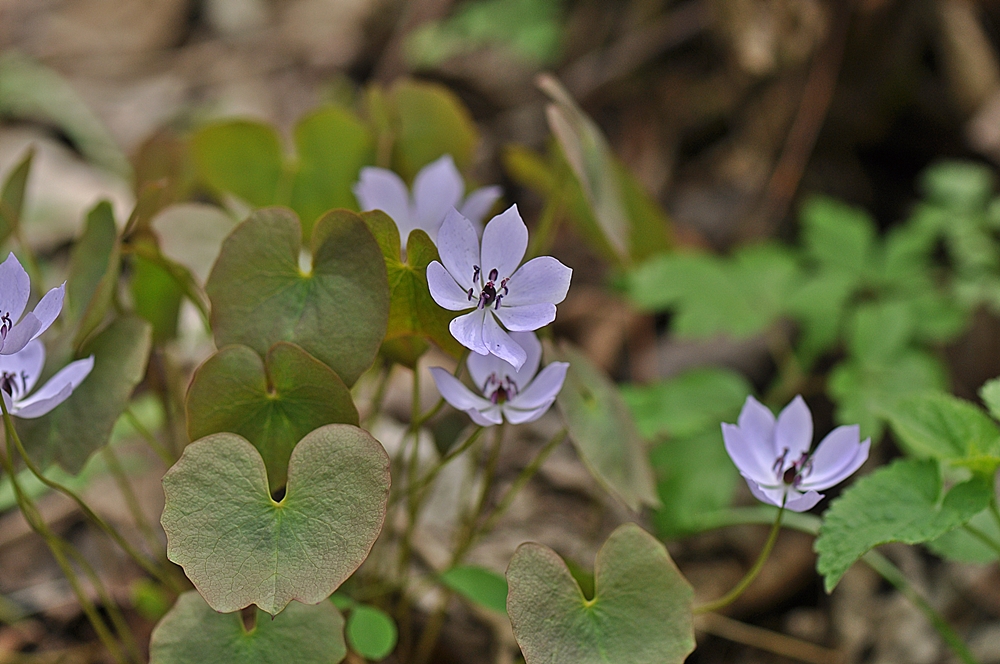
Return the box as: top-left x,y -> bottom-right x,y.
150,591 -> 346,664
346,605 -> 397,661
440,565 -> 509,614
290,105 -> 374,236
68,201 -> 120,348
130,248 -> 184,342
0,147 -> 33,245
191,120 -> 285,208
980,377 -> 1000,422
846,301 -> 913,364
816,459 -> 991,591
19,316 -> 152,474
388,80 -> 478,181
620,367 -> 751,440
921,160 -> 995,211
207,207 -> 389,386
551,342 -> 658,511
799,195 -> 876,279
161,426 -> 389,615
927,509 -> 1000,563
507,524 -> 694,664
186,342 -> 359,488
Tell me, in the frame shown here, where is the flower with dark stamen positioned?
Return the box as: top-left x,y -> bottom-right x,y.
0,253 -> 65,356
0,340 -> 93,418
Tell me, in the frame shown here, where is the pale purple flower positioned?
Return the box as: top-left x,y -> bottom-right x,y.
0,340 -> 94,418
353,154 -> 502,243
0,253 -> 65,356
426,205 -> 572,369
722,396 -> 870,512
430,331 -> 568,426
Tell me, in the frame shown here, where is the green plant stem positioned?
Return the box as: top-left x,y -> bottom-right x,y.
862,550 -> 979,664
124,407 -> 174,466
3,405 -> 181,593
396,365 -> 425,661
361,362 -> 391,429
962,523 -> 1000,558
397,426 -> 485,507
694,506 -> 785,614
101,445 -> 168,563
0,436 -> 128,663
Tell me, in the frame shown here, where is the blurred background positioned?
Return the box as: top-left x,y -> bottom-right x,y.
4,0 -> 1000,662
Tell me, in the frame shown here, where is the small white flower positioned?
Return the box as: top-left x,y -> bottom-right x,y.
0,340 -> 94,418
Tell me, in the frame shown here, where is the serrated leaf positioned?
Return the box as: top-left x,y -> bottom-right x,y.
207,207 -> 389,386
815,459 -> 991,591
289,105 -> 374,236
19,316 -> 152,473
551,342 -> 658,511
620,367 -> 751,440
346,605 -> 397,661
363,211 -> 463,362
440,565 -> 509,614
0,147 -> 33,245
884,392 -> 1000,473
150,591 -> 346,664
161,425 -> 390,615
191,120 -> 285,208
799,195 -> 877,277
506,523 -> 694,664
186,342 -> 358,488
846,300 -> 914,363
927,509 -> 1000,563
786,272 -> 854,365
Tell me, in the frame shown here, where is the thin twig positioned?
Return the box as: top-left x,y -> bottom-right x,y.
696,612 -> 841,664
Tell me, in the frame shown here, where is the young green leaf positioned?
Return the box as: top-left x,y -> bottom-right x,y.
507,523 -> 694,664
207,207 -> 389,386
815,459 -> 991,591
150,591 -> 346,664
440,565 -> 509,614
345,605 -> 397,661
191,120 -> 285,208
161,425 -> 390,615
388,79 -> 478,181
927,509 -> 1000,563
979,377 -> 1000,422
551,342 -> 658,511
186,343 -> 359,488
68,201 -> 121,348
0,147 -> 33,245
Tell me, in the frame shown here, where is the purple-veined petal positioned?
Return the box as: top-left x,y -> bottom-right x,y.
467,405 -> 503,427
413,155 -> 464,239
438,209 -> 481,288
467,349 -> 520,395
503,256 -> 572,307
744,477 -> 785,508
774,395 -> 813,460
430,367 -> 492,412
427,261 -> 474,311
0,314 -> 41,355
460,186 -> 503,227
800,426 -> 870,490
722,423 -> 774,485
482,310 -> 527,369
510,361 -> 567,410
479,205 -> 528,281
450,308 -> 489,355
29,284 -> 65,340
0,339 -> 45,395
737,395 -> 776,450
494,302 -> 556,331
14,355 -> 94,418
354,167 -> 413,237
0,253 -> 30,322
783,490 -> 823,512
503,398 -> 556,424
507,331 -> 542,385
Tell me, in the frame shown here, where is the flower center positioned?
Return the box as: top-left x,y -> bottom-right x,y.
0,370 -> 28,399
483,372 -> 518,404
0,312 -> 11,341
772,448 -> 813,488
467,266 -> 509,311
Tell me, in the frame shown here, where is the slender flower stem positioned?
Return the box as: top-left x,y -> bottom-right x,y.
694,506 -> 785,614
395,426 -> 485,507
101,445 -> 167,561
962,523 -> 1000,559
361,362 -> 391,429
124,407 -> 174,466
2,404 -> 181,593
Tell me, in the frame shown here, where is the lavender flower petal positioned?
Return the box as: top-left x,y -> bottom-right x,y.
800,426 -> 871,490
468,330 -> 541,391
15,355 -> 93,418
508,362 -> 568,410
353,167 -> 412,236
482,310 -> 527,369
413,155 -> 464,237
774,395 -> 813,460
28,284 -> 65,338
480,206 -> 528,281
2,314 -> 41,355
436,209 -> 480,288
449,309 -> 489,355
0,253 -> 30,323
502,257 -> 572,307
459,186 -> 503,226
430,367 -> 492,412
427,261 -> 473,311
0,339 -> 44,394
722,423 -> 772,484
494,302 -> 557,332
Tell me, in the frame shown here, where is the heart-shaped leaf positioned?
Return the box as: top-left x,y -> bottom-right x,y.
150,591 -> 346,664
186,342 -> 359,488
161,424 -> 390,615
506,523 -> 694,664
207,207 -> 389,386
363,210 -> 462,363
19,316 -> 152,473
550,342 -> 659,511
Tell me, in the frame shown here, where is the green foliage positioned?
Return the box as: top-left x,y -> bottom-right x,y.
815,459 -> 991,591
550,342 -> 658,511
506,523 -> 695,664
927,509 -> 1000,563
206,207 -> 389,387
68,201 -> 121,348
150,591 -> 346,664
0,148 -> 33,245
186,343 -> 359,488
191,121 -> 285,210
363,210 -> 463,363
161,425 -> 390,615
883,392 -> 1000,474
440,565 -> 509,614
345,605 -> 397,661
406,0 -> 563,67
19,316 -> 152,473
